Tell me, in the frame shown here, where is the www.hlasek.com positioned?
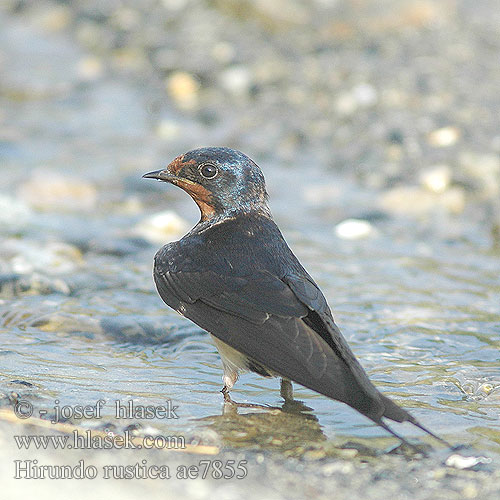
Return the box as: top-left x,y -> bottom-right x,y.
14,459 -> 248,480
14,429 -> 185,450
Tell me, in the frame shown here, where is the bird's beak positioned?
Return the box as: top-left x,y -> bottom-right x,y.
142,169 -> 178,182
143,155 -> 197,187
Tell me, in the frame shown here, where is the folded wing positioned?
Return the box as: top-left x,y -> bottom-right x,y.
154,252 -> 412,423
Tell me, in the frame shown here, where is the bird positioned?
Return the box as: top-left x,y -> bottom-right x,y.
143,146 -> 449,448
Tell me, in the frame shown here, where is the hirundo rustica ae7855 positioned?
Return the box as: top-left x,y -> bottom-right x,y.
143,147 -> 449,448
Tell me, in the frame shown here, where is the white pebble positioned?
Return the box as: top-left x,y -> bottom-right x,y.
220,66 -> 252,96
420,165 -> 452,193
335,219 -> 375,239
445,454 -> 491,470
352,83 -> 378,106
428,126 -> 460,147
135,211 -> 188,243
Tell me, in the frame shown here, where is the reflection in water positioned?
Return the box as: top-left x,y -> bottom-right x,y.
199,400 -> 327,457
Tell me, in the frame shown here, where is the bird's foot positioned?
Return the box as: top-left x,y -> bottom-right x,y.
220,386 -> 280,410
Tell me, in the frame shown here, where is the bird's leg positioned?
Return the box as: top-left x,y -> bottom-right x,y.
221,385 -> 233,403
280,378 -> 293,402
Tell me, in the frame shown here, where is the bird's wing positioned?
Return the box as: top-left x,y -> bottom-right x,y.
283,273 -> 378,388
155,267 -> 308,324
153,254 -> 403,420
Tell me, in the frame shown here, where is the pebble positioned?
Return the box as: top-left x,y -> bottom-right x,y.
322,462 -> 354,476
419,165 -> 452,193
156,119 -> 181,140
303,448 -> 327,460
38,6 -> 72,32
352,83 -> 378,106
335,92 -> 358,116
0,272 -> 71,296
134,211 -> 189,244
380,185 -> 465,215
335,219 -> 375,239
0,195 -> 31,229
77,56 -> 104,81
4,240 -> 83,275
445,453 -> 491,470
219,66 -> 252,96
479,383 -> 494,395
18,171 -> 98,212
161,0 -> 189,11
166,71 -> 200,110
460,152 -> 500,196
303,184 -> 342,205
211,42 -> 236,64
428,126 -> 461,147
335,84 -> 377,115
462,484 -> 479,499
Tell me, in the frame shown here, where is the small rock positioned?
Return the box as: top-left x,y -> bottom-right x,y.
420,165 -> 452,193
440,187 -> 466,214
166,71 -> 200,110
219,66 -> 252,96
335,84 -> 377,115
134,211 -> 189,244
38,6 -> 72,32
5,240 -> 83,275
460,152 -> 500,196
433,468 -> 447,479
211,42 -> 236,64
322,461 -> 354,476
380,186 -> 465,215
335,92 -> 357,115
335,219 -> 375,239
1,273 -> 71,296
445,453 -> 491,470
156,120 -> 181,140
478,383 -> 494,395
303,448 -> 326,460
428,126 -> 461,147
303,184 -> 341,205
352,83 -> 378,106
77,56 -> 104,81
161,0 -> 189,11
462,484 -> 479,499
111,7 -> 141,30
0,195 -> 31,229
18,171 -> 98,212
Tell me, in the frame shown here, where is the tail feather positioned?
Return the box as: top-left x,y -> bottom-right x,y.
380,394 -> 452,448
380,394 -> 413,423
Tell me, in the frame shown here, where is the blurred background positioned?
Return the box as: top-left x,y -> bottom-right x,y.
1,0 -> 500,498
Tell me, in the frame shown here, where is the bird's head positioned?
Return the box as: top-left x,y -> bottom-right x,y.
143,147 -> 270,221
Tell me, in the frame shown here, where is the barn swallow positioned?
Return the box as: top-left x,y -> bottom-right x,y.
143,147 -> 449,448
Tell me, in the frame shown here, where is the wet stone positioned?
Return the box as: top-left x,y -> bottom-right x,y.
18,172 -> 98,212
0,272 -> 71,297
134,210 -> 189,244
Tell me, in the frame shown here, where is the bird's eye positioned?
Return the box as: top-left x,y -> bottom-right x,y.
199,163 -> 218,179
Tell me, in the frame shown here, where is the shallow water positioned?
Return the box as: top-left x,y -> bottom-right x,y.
1,5 -> 499,462
2,209 -> 499,456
